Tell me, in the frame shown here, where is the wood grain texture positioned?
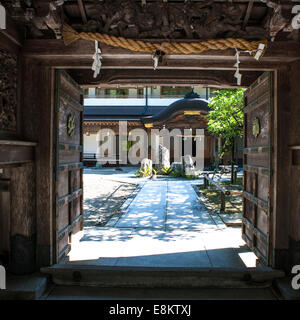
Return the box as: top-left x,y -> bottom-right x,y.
243,71 -> 273,266
55,70 -> 83,263
22,59 -> 55,268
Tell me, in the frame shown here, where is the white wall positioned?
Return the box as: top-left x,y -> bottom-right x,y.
83,134 -> 98,154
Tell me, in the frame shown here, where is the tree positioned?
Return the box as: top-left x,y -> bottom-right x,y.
207,89 -> 245,182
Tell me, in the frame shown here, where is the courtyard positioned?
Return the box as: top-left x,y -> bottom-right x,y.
68,168 -> 258,269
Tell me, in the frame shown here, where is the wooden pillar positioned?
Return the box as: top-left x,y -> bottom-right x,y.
287,61 -> 300,270
272,66 -> 292,270
9,164 -> 36,274
22,58 -> 55,269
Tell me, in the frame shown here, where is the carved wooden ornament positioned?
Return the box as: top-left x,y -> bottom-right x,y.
67,114 -> 75,136
0,50 -> 18,133
252,117 -> 260,138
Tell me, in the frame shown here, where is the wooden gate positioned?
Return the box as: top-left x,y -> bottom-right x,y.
243,72 -> 274,266
54,70 -> 84,263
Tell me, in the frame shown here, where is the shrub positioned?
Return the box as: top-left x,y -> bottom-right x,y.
140,167 -> 152,177
171,170 -> 183,178
161,166 -> 172,175
185,174 -> 198,179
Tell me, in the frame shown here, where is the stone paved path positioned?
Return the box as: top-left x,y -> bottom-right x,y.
83,168 -> 139,227
69,169 -> 258,269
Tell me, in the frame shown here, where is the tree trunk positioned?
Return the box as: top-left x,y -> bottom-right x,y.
231,138 -> 235,183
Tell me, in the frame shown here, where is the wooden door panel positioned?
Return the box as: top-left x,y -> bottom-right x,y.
245,153 -> 269,167
57,204 -> 69,231
245,74 -> 269,102
71,170 -> 81,191
55,70 -> 83,263
257,175 -> 269,201
59,150 -> 81,164
242,71 -> 273,266
257,208 -> 268,234
60,72 -> 82,102
58,171 -> 69,198
244,199 -> 255,221
58,98 -> 81,145
245,103 -> 270,147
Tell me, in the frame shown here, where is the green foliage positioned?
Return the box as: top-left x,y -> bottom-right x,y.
135,167 -> 152,177
161,166 -> 172,175
185,174 -> 198,179
207,89 -> 245,153
171,170 -> 183,178
140,167 -> 152,177
152,168 -> 158,175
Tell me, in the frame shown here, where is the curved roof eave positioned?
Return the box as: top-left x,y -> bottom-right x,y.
141,98 -> 209,124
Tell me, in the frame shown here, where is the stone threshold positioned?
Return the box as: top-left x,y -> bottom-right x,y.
41,264 -> 285,289
0,273 -> 48,300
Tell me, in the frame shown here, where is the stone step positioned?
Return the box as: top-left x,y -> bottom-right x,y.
273,278 -> 300,300
43,285 -> 279,300
41,265 -> 285,289
0,273 -> 48,300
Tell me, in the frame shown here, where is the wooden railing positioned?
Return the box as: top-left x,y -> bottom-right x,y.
203,173 -> 242,212
83,153 -> 97,160
83,153 -> 125,165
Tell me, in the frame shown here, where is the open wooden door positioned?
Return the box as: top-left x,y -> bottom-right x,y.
242,72 -> 274,266
54,70 -> 84,263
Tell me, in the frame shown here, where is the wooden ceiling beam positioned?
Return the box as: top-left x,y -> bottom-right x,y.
67,68 -> 262,88
243,0 -> 254,29
31,57 -> 280,71
77,0 -> 87,24
21,39 -> 300,72
22,39 -> 300,61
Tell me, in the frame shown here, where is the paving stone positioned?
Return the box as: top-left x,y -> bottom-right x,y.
70,170 -> 258,269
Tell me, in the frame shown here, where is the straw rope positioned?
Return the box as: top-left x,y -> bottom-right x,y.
62,24 -> 268,56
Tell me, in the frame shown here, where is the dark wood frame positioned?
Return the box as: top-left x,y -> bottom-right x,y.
242,71 -> 274,266
53,70 -> 84,264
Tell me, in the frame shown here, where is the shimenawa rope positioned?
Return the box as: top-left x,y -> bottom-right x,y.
62,24 -> 268,57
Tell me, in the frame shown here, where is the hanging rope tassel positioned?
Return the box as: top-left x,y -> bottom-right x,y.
62,24 -> 268,57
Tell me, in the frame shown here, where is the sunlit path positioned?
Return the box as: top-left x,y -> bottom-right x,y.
116,181 -> 168,229
68,170 -> 258,269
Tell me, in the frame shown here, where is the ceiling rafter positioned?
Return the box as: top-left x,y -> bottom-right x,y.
243,0 -> 254,29
77,0 -> 87,24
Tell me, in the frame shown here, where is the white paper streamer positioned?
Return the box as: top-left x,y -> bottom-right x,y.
92,40 -> 102,78
234,49 -> 242,86
152,52 -> 159,70
233,43 -> 265,85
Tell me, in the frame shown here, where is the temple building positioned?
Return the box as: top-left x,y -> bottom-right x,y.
83,86 -> 242,168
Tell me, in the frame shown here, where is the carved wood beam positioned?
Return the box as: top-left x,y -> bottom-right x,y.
67,69 -> 263,88
44,1 -> 65,39
33,0 -> 65,39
